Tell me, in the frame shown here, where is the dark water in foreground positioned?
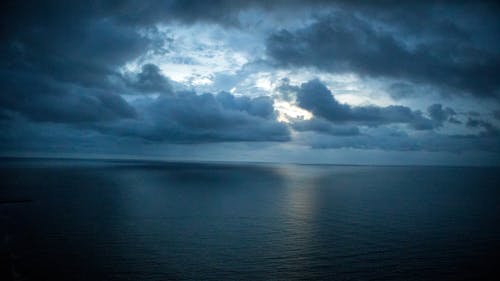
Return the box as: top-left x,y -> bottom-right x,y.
1,158 -> 499,280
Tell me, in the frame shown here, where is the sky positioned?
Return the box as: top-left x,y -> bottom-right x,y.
1,0 -> 499,166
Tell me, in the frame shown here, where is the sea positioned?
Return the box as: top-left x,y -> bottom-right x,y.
1,158 -> 499,280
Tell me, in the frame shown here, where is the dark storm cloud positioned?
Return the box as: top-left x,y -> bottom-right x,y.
493,110 -> 500,121
266,4 -> 500,98
0,58 -> 289,142
0,70 -> 136,123
124,64 -> 173,94
292,118 -> 360,136
427,104 -> 457,127
1,0 -> 499,160
2,0 -> 497,126
103,0 -> 252,26
0,1 -> 156,124
0,0 -> 268,32
216,92 -> 276,119
466,118 -> 499,137
0,0 -> 270,126
0,0 -> 291,143
92,90 -> 290,143
295,80 -> 435,130
1,12 -> 151,88
290,79 -> 500,153
1,0 -> 291,145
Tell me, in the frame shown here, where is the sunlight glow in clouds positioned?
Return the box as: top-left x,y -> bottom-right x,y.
275,101 -> 313,123
147,24 -> 250,84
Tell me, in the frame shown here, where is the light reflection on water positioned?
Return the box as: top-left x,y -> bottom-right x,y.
1,159 -> 499,280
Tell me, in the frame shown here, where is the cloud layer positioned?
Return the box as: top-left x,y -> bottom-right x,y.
267,6 -> 500,98
1,1 -> 499,164
295,80 -> 436,130
97,90 -> 290,143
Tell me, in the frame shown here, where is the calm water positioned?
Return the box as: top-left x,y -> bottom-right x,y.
1,158 -> 499,280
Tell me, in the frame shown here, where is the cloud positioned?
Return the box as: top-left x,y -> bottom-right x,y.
1,15 -> 152,89
1,55 -> 289,143
107,0 -> 252,26
427,104 -> 457,127
291,118 -> 360,136
0,0 -> 266,125
0,0 -> 261,33
1,1 -> 499,162
95,90 -> 290,143
124,64 -> 173,94
0,70 -> 136,123
0,2 -> 157,123
266,11 -> 500,98
296,129 -> 500,153
466,118 -> 499,137
387,82 -> 418,100
493,110 -> 500,121
295,79 -> 435,130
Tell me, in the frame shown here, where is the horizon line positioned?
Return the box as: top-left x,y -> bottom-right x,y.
1,154 -> 498,169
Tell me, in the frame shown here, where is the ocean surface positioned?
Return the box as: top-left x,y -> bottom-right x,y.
1,158 -> 499,280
